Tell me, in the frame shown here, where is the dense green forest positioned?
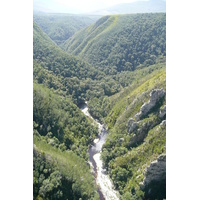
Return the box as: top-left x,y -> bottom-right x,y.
33,12 -> 166,200
33,83 -> 99,159
33,22 -> 100,200
63,13 -> 166,73
33,21 -> 123,107
33,134 -> 99,200
34,14 -> 101,46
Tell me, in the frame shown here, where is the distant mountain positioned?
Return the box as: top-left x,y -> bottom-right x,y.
89,0 -> 166,15
63,13 -> 166,73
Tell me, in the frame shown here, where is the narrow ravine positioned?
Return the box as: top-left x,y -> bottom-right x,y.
81,102 -> 119,200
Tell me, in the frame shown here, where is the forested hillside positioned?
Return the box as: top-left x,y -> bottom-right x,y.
33,84 -> 98,158
63,13 -> 166,73
33,134 -> 99,200
33,21 -> 125,106
33,22 -> 100,200
102,65 -> 166,199
33,12 -> 166,200
34,14 -> 101,46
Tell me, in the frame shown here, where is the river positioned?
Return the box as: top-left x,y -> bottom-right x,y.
80,102 -> 119,200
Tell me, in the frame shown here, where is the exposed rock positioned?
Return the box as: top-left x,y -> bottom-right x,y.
142,154 -> 166,187
160,120 -> 166,127
135,89 -> 165,121
159,105 -> 166,118
127,118 -> 138,134
129,134 -> 137,144
129,121 -> 153,146
150,89 -> 165,103
119,138 -> 124,143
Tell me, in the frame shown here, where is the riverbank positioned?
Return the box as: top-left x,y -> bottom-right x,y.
80,103 -> 119,200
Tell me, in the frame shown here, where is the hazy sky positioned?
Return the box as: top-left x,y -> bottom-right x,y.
33,0 -> 148,14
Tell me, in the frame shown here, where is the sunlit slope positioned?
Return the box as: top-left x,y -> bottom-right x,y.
106,64 -> 166,128
33,83 -> 99,199
33,135 -> 99,200
63,13 -> 166,72
33,83 -> 98,157
101,64 -> 166,199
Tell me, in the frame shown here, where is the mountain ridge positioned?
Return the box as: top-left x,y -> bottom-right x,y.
85,0 -> 166,15
63,13 -> 166,74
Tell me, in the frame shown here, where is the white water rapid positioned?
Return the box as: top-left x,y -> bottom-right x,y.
80,102 -> 119,200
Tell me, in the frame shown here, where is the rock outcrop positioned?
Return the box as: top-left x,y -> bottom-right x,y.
159,105 -> 166,119
159,120 -> 166,127
135,89 -> 165,121
141,154 -> 166,189
127,118 -> 138,134
129,121 -> 153,146
139,154 -> 166,199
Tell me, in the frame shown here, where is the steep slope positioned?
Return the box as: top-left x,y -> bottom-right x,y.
87,62 -> 165,122
33,21 -> 106,105
34,14 -> 101,46
33,83 -> 98,157
33,84 -> 100,200
33,134 -> 99,200
33,14 -> 166,199
63,13 -> 166,73
33,21 -> 141,111
101,65 -> 166,199
33,22 -> 101,200
33,21 -> 101,80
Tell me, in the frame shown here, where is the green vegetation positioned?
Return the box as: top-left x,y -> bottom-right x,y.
33,83 -> 100,199
33,83 -> 98,159
33,134 -> 99,200
33,21 -> 122,106
34,14 -> 101,46
101,66 -> 166,199
33,22 -> 101,200
106,65 -> 166,128
95,62 -> 166,124
63,13 -> 166,74
33,12 -> 166,200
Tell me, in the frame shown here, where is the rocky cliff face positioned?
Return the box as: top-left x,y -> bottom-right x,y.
142,154 -> 166,187
126,89 -> 166,146
159,105 -> 166,119
127,118 -> 138,134
135,89 -> 165,121
129,121 -> 154,146
139,154 -> 166,199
